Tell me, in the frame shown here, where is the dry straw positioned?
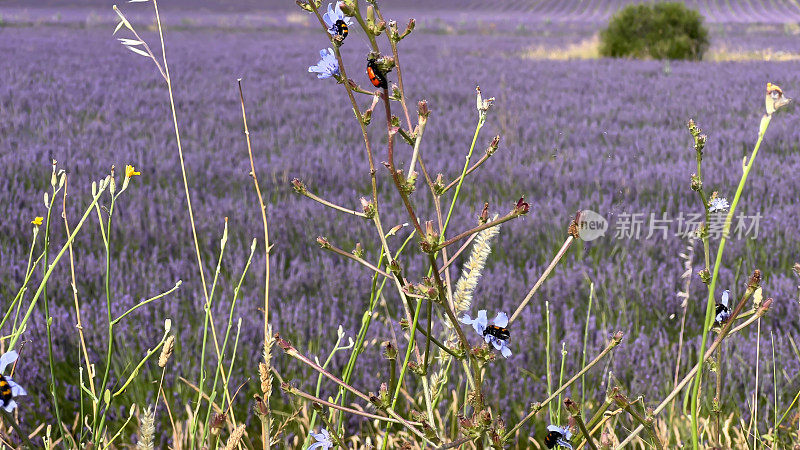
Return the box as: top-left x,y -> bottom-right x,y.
136,405 -> 155,450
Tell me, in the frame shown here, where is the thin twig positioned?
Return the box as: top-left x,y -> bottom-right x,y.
509,236 -> 574,325
281,383 -> 416,425
440,149 -> 494,194
617,297 -> 773,448
319,240 -> 392,278
276,336 -> 435,446
504,331 -> 623,440
435,210 -> 520,251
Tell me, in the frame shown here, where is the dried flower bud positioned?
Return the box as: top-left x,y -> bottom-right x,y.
418,99 -> 430,119
433,173 -> 445,195
699,268 -> 711,284
295,0 -> 314,12
480,202 -> 489,224
568,210 -> 582,238
316,236 -> 331,249
382,341 -> 397,360
210,412 -> 227,430
388,259 -> 401,275
749,269 -> 762,288
338,0 -> 355,15
275,334 -> 291,352
254,394 -> 269,416
360,197 -> 376,219
487,135 -> 500,155
476,86 -> 495,119
399,18 -> 415,39
514,196 -> 530,216
291,178 -> 307,195
690,174 -> 702,191
563,397 -> 580,414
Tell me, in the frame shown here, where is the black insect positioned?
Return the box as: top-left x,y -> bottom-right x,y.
333,19 -> 349,39
366,57 -> 388,89
544,425 -> 573,449
714,289 -> 731,327
0,376 -> 11,407
483,324 -> 510,341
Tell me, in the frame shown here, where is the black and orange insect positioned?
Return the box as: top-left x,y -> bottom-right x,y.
543,430 -> 560,449
544,425 -> 573,449
483,324 -> 510,341
333,19 -> 349,39
366,57 -> 388,89
0,376 -> 11,408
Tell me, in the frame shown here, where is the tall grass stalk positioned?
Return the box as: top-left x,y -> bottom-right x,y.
581,283 -> 594,416
690,114 -> 772,449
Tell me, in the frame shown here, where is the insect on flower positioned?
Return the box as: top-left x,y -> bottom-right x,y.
322,2 -> 352,40
308,48 -> 341,80
366,57 -> 388,89
0,350 -> 27,412
308,428 -> 335,450
544,424 -> 573,449
714,289 -> 732,327
460,310 -> 512,358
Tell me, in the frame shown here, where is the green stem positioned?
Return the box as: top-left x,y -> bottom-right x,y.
690,115 -> 771,448
442,118 -> 483,232
8,182 -> 107,350
41,189 -> 68,446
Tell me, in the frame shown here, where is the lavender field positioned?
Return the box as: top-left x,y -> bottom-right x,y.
1,0 -> 800,448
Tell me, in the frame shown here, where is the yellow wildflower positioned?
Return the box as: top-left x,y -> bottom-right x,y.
31,217 -> 43,226
125,165 -> 140,178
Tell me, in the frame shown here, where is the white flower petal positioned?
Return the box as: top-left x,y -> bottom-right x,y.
476,310 -> 488,328
492,311 -> 509,328
0,351 -> 18,374
6,378 -> 26,397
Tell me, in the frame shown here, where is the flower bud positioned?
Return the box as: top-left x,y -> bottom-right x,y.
316,236 -> 331,249
514,196 -> 530,216
417,100 -> 430,119
291,178 -> 307,195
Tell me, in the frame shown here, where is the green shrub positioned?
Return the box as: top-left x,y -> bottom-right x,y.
600,2 -> 709,60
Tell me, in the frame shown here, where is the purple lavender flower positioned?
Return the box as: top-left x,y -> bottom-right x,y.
714,289 -> 732,326
545,425 -> 573,449
0,351 -> 27,412
322,3 -> 352,39
308,48 -> 340,79
460,310 -> 512,358
308,428 -> 334,449
708,197 -> 729,213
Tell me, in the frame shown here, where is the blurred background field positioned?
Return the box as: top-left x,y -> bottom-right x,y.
1,0 -> 800,445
